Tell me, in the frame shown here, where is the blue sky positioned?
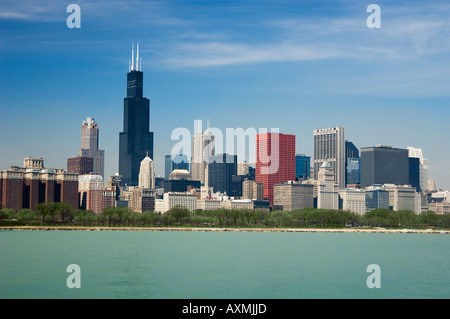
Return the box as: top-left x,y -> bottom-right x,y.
0,0 -> 449,190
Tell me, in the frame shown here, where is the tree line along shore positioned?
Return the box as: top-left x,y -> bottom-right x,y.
1,201 -> 449,232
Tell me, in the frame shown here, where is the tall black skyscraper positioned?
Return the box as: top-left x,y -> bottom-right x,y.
208,153 -> 237,195
119,43 -> 154,186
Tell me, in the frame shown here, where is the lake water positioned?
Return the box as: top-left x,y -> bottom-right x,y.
0,230 -> 449,299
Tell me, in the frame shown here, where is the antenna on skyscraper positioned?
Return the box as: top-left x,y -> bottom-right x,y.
136,43 -> 140,71
131,42 -> 135,71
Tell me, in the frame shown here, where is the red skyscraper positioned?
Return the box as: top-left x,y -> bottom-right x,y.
256,133 -> 295,206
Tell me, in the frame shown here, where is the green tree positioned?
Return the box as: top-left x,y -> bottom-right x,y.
420,210 -> 438,227
102,207 -> 129,226
57,202 -> 74,223
36,202 -> 59,224
167,205 -> 191,225
73,209 -> 97,225
16,209 -> 37,222
0,208 -> 16,220
160,213 -> 174,226
141,211 -> 160,226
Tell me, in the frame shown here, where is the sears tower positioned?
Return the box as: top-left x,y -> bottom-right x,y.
119,43 -> 154,186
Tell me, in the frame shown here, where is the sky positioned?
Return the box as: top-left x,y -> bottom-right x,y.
0,0 -> 449,190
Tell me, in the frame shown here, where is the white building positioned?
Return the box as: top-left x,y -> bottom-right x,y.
221,199 -> 254,210
161,192 -> 197,213
339,188 -> 366,215
78,174 -> 104,214
382,184 -> 418,213
155,199 -> 165,214
317,161 -> 339,209
427,178 -> 436,192
197,199 -> 221,210
138,153 -> 155,190
431,191 -> 450,203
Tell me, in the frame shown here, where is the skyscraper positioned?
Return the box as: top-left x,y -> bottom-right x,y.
345,140 -> 359,159
313,127 -> 345,188
191,129 -> 214,186
67,156 -> 93,175
346,157 -> 360,185
78,117 -> 105,179
317,160 -> 339,209
407,146 -> 429,192
295,154 -> 311,181
360,145 -> 409,187
256,132 -> 295,206
208,153 -> 237,195
408,157 -> 421,192
345,140 -> 360,186
138,153 -> 155,190
119,43 -> 154,186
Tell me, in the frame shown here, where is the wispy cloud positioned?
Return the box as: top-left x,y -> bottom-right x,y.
155,3 -> 450,68
0,0 -> 65,22
162,41 -> 341,68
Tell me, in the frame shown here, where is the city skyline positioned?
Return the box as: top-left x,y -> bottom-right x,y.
1,0 -> 449,190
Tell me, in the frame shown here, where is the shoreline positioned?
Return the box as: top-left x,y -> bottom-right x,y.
1,226 -> 449,234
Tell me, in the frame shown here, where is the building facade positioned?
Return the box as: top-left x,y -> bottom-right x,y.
119,43 -> 154,186
313,127 -> 345,188
256,132 -> 295,206
208,153 -> 237,195
162,192 -> 197,213
67,156 -> 93,175
346,157 -> 360,186
382,184 -> 418,212
196,199 -> 221,211
165,154 -> 189,180
78,117 -> 105,180
317,161 -> 339,210
191,129 -> 215,186
295,154 -> 311,181
78,174 -> 104,214
128,187 -> 155,213
407,146 -> 429,192
273,182 -> 314,211
365,188 -> 390,211
360,145 -> 409,187
242,179 -> 264,201
138,153 -> 155,190
339,188 -> 366,215
408,157 -> 421,192
1,158 -> 78,211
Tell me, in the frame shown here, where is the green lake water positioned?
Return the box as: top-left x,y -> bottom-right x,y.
0,230 -> 448,299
